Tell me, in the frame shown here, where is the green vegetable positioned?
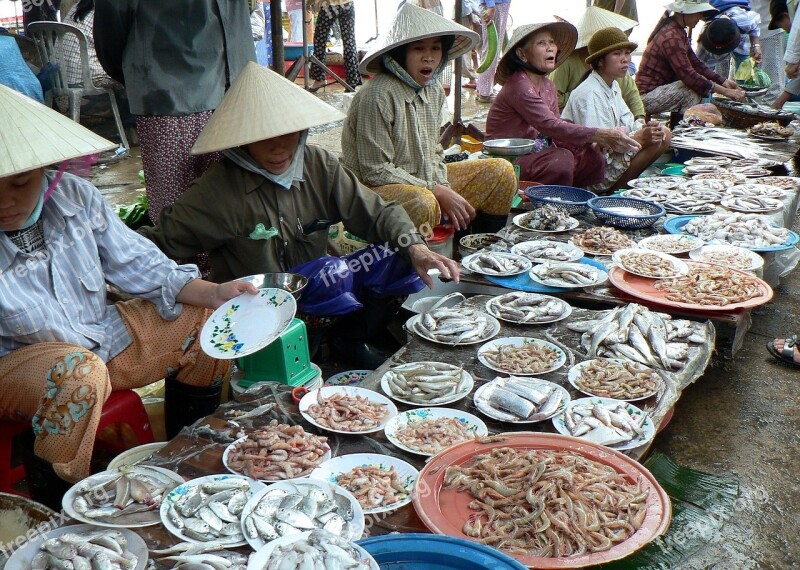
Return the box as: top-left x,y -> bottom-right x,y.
114,194 -> 149,227
476,21 -> 498,74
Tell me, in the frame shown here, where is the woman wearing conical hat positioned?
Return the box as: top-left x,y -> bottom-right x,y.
0,85 -> 259,502
140,62 -> 459,369
485,21 -> 640,188
340,3 -> 518,235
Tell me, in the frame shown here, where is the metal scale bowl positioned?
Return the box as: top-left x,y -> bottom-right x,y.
481,138 -> 537,157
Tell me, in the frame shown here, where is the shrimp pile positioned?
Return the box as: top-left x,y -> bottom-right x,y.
394,417 -> 474,454
654,265 -> 762,306
336,466 -> 409,509
618,251 -> 680,278
481,341 -> 560,374
573,360 -> 661,400
306,391 -> 390,432
444,447 -> 650,558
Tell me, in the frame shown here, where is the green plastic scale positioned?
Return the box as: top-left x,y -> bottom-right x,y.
235,318 -> 316,388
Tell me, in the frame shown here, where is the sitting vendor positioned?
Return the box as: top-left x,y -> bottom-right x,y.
140,62 -> 459,370
563,28 -> 672,192
636,0 -> 745,116
485,21 -> 640,188
0,85 -> 257,506
340,3 -> 517,235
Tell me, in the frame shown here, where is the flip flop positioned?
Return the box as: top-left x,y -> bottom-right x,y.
766,335 -> 800,368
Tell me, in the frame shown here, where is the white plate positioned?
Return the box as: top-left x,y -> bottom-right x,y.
405,310 -> 501,346
725,184 -> 785,199
484,292 -> 572,325
627,176 -> 685,189
529,261 -> 609,288
108,442 -> 168,470
512,212 -> 579,233
612,248 -> 689,279
4,523 -> 148,570
326,370 -> 373,386
222,434 -> 332,481
472,378 -> 570,424
567,359 -> 662,402
689,244 -> 764,271
247,530 -> 379,570
510,239 -> 584,263
240,478 -> 365,551
684,156 -> 731,166
380,362 -> 473,406
677,178 -> 734,192
383,408 -> 488,457
160,474 -> 265,545
477,337 -> 567,376
637,234 -> 704,254
757,176 -> 800,189
200,288 -> 296,359
309,453 -> 418,515
720,196 -> 784,213
299,386 -> 397,434
552,397 -> 655,451
63,466 -> 184,528
460,251 -> 533,276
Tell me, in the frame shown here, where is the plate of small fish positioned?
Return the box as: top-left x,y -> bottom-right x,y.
484,291 -> 572,325
688,244 -> 764,272
299,386 -> 396,435
381,361 -> 473,406
529,261 -> 608,289
310,453 -> 418,514
729,157 -> 782,169
383,408 -> 488,456
472,376 -> 569,423
553,397 -> 655,450
620,187 -> 672,202
683,164 -> 724,175
405,307 -> 501,346
247,529 -> 378,570
160,474 -> 266,546
637,234 -> 704,254
510,239 -> 583,263
678,178 -> 733,192
461,251 -> 532,276
684,156 -> 731,166
612,248 -> 689,279
570,226 -> 636,255
627,176 -> 685,189
240,478 -> 364,551
721,195 -> 784,213
692,171 -> 746,184
512,209 -> 579,232
4,523 -> 148,570
568,358 -> 662,401
755,176 -> 800,189
63,465 -> 184,528
725,183 -> 785,199
477,337 -> 567,376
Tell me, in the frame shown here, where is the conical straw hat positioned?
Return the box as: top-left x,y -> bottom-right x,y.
191,62 -> 346,155
359,3 -> 479,75
0,84 -> 115,177
496,22 -> 578,86
571,6 -> 639,49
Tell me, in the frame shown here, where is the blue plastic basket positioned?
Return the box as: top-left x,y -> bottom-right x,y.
587,196 -> 665,229
523,185 -> 597,215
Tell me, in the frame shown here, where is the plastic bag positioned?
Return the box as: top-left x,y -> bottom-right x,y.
289,256 -> 362,317
734,57 -> 772,88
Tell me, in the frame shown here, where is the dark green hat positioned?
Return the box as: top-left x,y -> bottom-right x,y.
585,27 -> 638,66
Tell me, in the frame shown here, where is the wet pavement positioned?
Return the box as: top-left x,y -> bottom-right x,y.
88,83 -> 800,569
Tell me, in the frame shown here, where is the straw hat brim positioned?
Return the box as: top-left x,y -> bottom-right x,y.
496,22 -> 578,86
586,40 -> 639,65
0,84 -> 116,177
665,1 -> 718,14
359,3 -> 479,75
572,6 -> 639,49
191,62 -> 345,155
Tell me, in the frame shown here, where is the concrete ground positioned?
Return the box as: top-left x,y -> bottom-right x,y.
88,82 -> 799,569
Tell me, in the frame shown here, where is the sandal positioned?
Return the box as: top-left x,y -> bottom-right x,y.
766,335 -> 800,368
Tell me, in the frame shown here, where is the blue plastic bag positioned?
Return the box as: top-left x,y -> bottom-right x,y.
345,244 -> 424,298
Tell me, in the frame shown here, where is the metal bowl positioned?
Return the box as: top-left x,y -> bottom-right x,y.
235,273 -> 308,299
482,138 -> 536,157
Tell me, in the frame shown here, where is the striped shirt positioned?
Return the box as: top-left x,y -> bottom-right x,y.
0,172 -> 198,361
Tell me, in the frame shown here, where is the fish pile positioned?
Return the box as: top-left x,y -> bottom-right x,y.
684,156 -> 731,166
639,235 -> 703,254
729,158 -> 780,168
571,227 -> 634,254
412,307 -> 497,345
628,176 -> 684,189
518,206 -> 575,231
617,251 -> 682,278
151,542 -> 248,570
163,477 -> 252,543
725,184 -> 784,199
749,121 -> 794,138
306,390 -> 390,432
530,262 -> 603,287
382,362 -> 470,404
476,377 -> 565,422
243,483 -> 356,544
561,400 -> 649,446
730,165 -> 772,178
653,265 -> 763,306
681,212 -> 790,248
572,359 -> 661,400
256,529 -> 372,570
29,529 -> 137,570
394,417 -> 475,454
225,421 -> 329,480
684,163 -> 723,175
566,303 -> 707,370
462,252 -> 530,275
511,240 -> 582,262
336,466 -> 410,509
755,176 -> 800,189
485,292 -> 569,324
480,340 -> 561,375
721,196 -> 783,213
622,187 -> 672,202
443,447 -> 650,557
662,195 -> 718,215
692,172 -> 745,184
692,247 -> 758,270
679,178 -> 732,192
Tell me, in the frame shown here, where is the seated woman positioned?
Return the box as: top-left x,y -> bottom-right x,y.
0,84 -> 257,506
485,21 -> 640,188
140,62 -> 459,369
340,3 -> 517,234
563,28 -> 672,193
636,0 -> 745,116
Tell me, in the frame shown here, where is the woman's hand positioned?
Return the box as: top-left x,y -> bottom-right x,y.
715,82 -> 746,101
407,244 -> 460,288
209,281 -> 260,308
633,121 -> 666,148
592,129 -> 641,154
432,184 -> 476,231
177,278 -> 259,309
722,78 -> 740,90
481,6 -> 495,24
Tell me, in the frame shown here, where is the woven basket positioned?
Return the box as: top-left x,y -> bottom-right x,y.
712,99 -> 795,129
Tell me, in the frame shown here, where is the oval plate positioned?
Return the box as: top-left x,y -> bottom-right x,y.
381,362 -> 473,407
484,292 -> 572,325
612,248 -> 689,279
477,337 -> 567,376
512,212 -> 579,233
299,386 -> 397,435
461,251 -> 532,276
249,530 -> 379,570
662,215 -> 800,252
510,240 -> 583,263
552,397 -> 655,451
567,359 -> 662,401
384,408 -> 488,457
637,234 -> 704,255
222,435 -> 332,481
472,378 -> 570,424
529,261 -> 609,289
405,311 -> 501,346
688,244 -> 764,272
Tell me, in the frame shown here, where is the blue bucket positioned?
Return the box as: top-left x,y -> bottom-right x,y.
357,534 -> 527,569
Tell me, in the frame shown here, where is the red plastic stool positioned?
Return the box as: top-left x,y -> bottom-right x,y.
0,419 -> 32,496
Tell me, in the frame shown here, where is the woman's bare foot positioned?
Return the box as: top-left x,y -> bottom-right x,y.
770,337 -> 800,365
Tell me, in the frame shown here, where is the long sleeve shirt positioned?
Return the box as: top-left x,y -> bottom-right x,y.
636,18 -> 727,97
0,173 -> 197,361
562,71 -> 641,133
786,7 -> 800,64
481,0 -> 511,7
341,72 -> 450,191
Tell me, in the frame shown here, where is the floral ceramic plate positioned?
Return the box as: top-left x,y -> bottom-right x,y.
200,288 -> 296,359
326,370 -> 374,386
383,408 -> 488,457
